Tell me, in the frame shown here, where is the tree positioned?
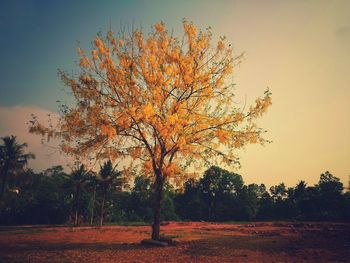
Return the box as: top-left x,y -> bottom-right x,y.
97,160 -> 122,226
129,175 -> 153,221
269,183 -> 290,219
316,171 -> 344,220
65,164 -> 92,226
270,183 -> 287,201
30,21 -> 272,240
290,181 -> 308,219
0,136 -> 35,202
318,171 -> 343,194
175,178 -> 203,220
87,174 -> 98,225
256,184 -> 273,220
26,169 -> 70,224
199,166 -> 243,221
238,184 -> 261,221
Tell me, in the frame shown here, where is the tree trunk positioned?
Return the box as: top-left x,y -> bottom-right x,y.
74,210 -> 78,226
100,192 -> 105,226
151,173 -> 164,241
0,164 -> 9,202
90,185 -> 96,225
74,185 -> 80,226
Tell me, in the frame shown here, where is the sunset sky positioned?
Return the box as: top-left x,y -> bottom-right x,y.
0,0 -> 349,187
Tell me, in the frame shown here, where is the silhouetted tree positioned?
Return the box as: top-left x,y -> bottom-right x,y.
129,176 -> 153,221
199,166 -> 243,221
66,164 -> 92,226
238,184 -> 260,220
97,160 -> 122,226
86,173 -> 98,225
317,171 -> 344,220
0,136 -> 34,202
175,179 -> 203,220
256,184 -> 273,220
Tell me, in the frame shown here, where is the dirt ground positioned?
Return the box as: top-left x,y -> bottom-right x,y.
0,222 -> 349,263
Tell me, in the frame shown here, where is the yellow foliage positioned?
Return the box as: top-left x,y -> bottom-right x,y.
141,103 -> 155,121
79,57 -> 90,68
155,22 -> 165,33
100,124 -> 116,138
29,20 -> 272,188
215,129 -> 229,143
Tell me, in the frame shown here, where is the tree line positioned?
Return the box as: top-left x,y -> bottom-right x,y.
1,136 -> 349,225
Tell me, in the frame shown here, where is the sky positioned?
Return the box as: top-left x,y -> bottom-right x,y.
0,0 -> 349,187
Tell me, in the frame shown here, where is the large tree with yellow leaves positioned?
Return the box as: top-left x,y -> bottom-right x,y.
30,21 -> 271,240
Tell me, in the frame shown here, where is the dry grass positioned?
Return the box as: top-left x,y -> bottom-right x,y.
0,222 -> 349,262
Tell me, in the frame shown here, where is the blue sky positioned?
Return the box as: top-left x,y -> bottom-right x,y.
0,0 -> 230,110
1,0 -> 148,109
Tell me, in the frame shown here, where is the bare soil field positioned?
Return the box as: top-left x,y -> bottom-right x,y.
0,222 -> 349,263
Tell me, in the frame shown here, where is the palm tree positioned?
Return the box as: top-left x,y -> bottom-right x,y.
0,136 -> 35,201
97,160 -> 122,226
87,173 -> 98,225
66,164 -> 91,226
